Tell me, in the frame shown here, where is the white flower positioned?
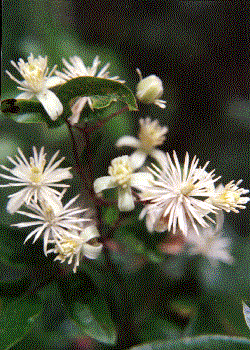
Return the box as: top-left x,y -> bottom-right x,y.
208,180 -> 249,213
12,195 -> 90,255
6,54 -> 64,120
139,151 -> 219,236
47,225 -> 102,273
187,212 -> 234,266
56,56 -> 125,124
94,155 -> 154,211
116,117 -> 169,169
0,147 -> 72,214
136,68 -> 166,108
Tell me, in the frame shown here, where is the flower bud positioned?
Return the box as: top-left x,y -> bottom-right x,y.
136,69 -> 166,108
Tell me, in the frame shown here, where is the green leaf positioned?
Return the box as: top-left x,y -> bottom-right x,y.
56,76 -> 138,111
68,292 -> 116,345
0,297 -> 43,349
128,335 -> 250,350
1,99 -> 63,127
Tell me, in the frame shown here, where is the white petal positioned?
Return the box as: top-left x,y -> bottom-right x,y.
83,243 -> 103,259
150,149 -> 169,169
36,90 -> 63,121
45,76 -> 65,88
115,136 -> 141,148
130,150 -> 147,169
130,172 -> 154,188
93,176 -> 116,193
16,91 -> 34,100
80,225 -> 100,242
6,188 -> 32,213
118,187 -> 134,211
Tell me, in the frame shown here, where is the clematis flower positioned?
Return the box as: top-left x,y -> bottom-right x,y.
186,212 -> 234,266
136,68 -> 166,108
139,151 -> 219,236
56,55 -> 125,124
94,155 -> 154,211
116,117 -> 168,169
6,54 -> 64,120
47,225 -> 102,273
0,147 -> 72,214
207,180 -> 249,213
12,195 -> 90,256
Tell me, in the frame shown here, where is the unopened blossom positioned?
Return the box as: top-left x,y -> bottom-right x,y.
116,117 -> 169,169
187,212 -> 234,266
94,155 -> 154,211
12,195 -> 89,255
0,147 -> 72,214
208,180 -> 249,213
139,151 -> 219,236
136,68 -> 166,109
56,55 -> 125,124
6,54 -> 64,120
47,225 -> 102,272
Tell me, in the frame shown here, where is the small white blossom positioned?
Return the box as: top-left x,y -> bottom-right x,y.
12,195 -> 89,255
208,180 -> 249,213
187,213 -> 234,266
0,147 -> 72,214
136,69 -> 166,108
139,151 -> 219,236
116,117 -> 169,169
47,225 -> 102,273
6,54 -> 64,120
56,56 -> 125,124
94,155 -> 154,211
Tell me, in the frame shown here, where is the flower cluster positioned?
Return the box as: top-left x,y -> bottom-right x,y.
0,147 -> 102,272
3,53 -> 249,269
95,117 -> 249,240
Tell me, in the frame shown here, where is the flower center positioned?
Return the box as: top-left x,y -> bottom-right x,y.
44,206 -> 56,222
30,166 -> 42,183
108,156 -> 133,188
21,59 -> 47,91
180,182 -> 195,196
29,158 -> 46,184
220,190 -> 240,206
59,239 -> 78,257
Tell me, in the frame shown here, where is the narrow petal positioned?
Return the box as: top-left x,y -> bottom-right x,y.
93,176 -> 116,193
118,187 -> 134,211
36,90 -> 63,121
130,150 -> 147,169
150,149 -> 169,169
115,136 -> 141,148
